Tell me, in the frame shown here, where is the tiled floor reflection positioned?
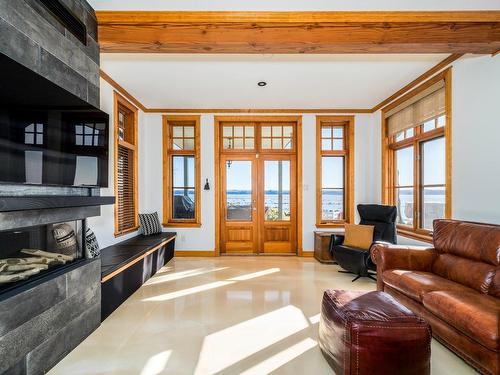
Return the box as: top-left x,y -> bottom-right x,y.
49,257 -> 476,375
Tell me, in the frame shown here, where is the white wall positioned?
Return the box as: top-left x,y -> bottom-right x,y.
301,113 -> 381,250
93,54 -> 499,251
136,112 -> 380,252
452,55 -> 500,224
87,78 -> 148,248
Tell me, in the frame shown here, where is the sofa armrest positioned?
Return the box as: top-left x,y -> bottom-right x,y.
371,243 -> 438,291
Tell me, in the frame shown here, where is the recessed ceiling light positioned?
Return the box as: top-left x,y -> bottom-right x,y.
257,81 -> 267,87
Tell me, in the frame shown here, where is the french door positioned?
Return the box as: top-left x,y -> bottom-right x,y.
219,120 -> 298,255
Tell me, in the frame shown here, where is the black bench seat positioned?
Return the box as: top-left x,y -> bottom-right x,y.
100,232 -> 176,320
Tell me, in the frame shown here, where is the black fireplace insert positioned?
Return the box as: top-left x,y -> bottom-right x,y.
0,219 -> 86,295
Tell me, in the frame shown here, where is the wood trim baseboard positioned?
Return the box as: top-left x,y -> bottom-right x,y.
174,250 -> 217,257
101,237 -> 176,283
300,251 -> 314,257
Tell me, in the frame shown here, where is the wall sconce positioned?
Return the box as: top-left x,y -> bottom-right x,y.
204,178 -> 210,190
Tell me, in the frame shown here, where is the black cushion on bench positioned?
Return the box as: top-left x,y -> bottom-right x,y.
100,232 -> 176,279
100,232 -> 176,321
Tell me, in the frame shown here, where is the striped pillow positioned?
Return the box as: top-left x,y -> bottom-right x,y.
139,212 -> 162,235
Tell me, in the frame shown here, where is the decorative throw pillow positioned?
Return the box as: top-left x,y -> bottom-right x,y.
343,224 -> 375,250
52,223 -> 78,256
139,212 -> 162,236
85,227 -> 100,259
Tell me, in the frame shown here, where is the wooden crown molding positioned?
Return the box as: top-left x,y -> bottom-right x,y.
145,108 -> 372,114
100,69 -> 147,111
96,11 -> 500,54
99,53 -> 462,115
371,53 -> 463,112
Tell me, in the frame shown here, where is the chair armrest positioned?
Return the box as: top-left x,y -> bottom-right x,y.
371,243 -> 438,291
328,234 -> 345,256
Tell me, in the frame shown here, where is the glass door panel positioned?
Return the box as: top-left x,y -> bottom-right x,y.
221,156 -> 257,254
260,156 -> 296,254
226,160 -> 253,221
264,160 -> 291,221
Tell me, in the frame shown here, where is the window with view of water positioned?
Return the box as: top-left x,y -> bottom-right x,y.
321,156 -> 344,221
163,116 -> 200,226
384,75 -> 450,238
316,117 -> 353,226
422,136 -> 445,230
389,113 -> 447,234
264,160 -> 291,221
395,146 -> 414,226
172,156 -> 196,219
225,160 -> 252,221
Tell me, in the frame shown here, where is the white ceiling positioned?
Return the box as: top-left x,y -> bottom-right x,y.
88,0 -> 500,11
100,54 -> 450,109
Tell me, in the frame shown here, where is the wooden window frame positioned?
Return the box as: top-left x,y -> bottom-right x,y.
163,115 -> 201,227
114,92 -> 139,237
382,68 -> 452,243
316,116 -> 355,228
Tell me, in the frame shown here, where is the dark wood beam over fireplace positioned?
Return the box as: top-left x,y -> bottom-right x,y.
96,11 -> 500,54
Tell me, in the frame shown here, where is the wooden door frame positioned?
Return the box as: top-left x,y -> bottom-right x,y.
214,116 -> 302,256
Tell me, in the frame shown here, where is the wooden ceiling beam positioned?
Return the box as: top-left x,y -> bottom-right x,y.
96,11 -> 500,54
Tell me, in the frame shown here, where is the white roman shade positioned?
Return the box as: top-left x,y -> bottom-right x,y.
386,80 -> 445,136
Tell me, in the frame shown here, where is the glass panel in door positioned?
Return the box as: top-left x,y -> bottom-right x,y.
226,160 -> 253,221
221,157 -> 257,254
264,160 -> 291,221
261,157 -> 295,254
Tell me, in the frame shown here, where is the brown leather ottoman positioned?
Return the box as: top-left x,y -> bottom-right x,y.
318,290 -> 431,375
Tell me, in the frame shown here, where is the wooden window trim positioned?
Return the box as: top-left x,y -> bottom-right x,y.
114,92 -> 139,237
163,115 -> 201,227
316,116 -> 355,228
382,68 -> 452,242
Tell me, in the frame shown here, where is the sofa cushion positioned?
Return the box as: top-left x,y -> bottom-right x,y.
423,290 -> 500,351
382,270 -> 471,302
432,254 -> 497,294
433,220 -> 500,266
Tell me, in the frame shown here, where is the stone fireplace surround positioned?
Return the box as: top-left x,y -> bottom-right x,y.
0,195 -> 113,374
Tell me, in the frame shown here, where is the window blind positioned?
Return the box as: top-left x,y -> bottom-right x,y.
386,80 -> 445,136
116,145 -> 135,233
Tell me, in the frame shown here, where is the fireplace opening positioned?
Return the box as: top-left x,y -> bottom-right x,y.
0,219 -> 85,295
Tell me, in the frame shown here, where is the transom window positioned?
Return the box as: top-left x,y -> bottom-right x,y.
321,125 -> 344,151
261,124 -> 293,150
316,116 -> 354,227
171,123 -> 196,150
219,122 -> 295,152
222,124 -> 255,150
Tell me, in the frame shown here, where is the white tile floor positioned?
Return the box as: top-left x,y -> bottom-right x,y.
49,257 -> 477,375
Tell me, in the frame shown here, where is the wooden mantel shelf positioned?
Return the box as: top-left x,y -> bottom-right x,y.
96,11 -> 500,54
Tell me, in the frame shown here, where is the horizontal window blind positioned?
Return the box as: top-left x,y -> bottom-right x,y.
386,80 -> 445,136
116,144 -> 135,233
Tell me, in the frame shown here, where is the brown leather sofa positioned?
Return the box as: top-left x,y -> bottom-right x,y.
372,219 -> 500,375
